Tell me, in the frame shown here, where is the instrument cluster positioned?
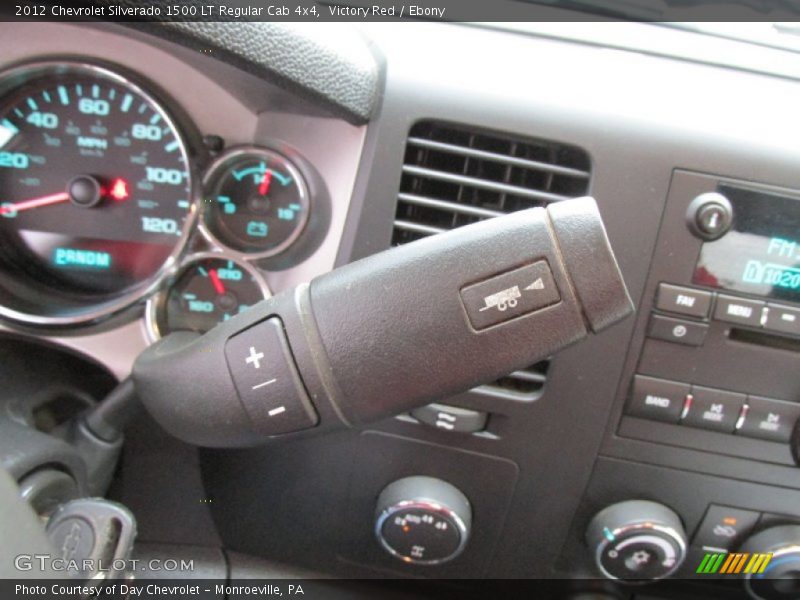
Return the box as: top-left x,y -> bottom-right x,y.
0,60 -> 315,336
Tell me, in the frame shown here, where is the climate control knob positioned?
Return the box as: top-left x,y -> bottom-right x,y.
742,525 -> 800,600
375,476 -> 471,565
586,500 -> 688,581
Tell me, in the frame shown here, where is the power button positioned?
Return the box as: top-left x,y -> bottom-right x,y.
686,192 -> 733,241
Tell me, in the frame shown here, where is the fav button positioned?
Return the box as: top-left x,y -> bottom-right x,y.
693,505 -> 760,552
655,284 -> 712,319
682,386 -> 745,433
738,396 -> 800,443
626,375 -> 689,424
713,295 -> 765,327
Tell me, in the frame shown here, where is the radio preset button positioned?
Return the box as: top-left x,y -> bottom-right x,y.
713,295 -> 765,328
655,284 -> 712,319
627,375 -> 689,424
683,386 -> 745,434
763,304 -> 800,337
738,396 -> 800,443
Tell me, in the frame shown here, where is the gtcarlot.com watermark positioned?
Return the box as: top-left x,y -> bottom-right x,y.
15,554 -> 195,574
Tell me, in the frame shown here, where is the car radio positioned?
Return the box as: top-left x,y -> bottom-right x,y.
617,170 -> 800,467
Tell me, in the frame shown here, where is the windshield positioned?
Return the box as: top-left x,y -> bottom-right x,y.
518,0 -> 800,45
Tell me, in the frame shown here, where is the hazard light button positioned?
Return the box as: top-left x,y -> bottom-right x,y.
460,261 -> 560,330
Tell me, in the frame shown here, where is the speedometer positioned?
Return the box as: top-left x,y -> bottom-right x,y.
0,62 -> 195,325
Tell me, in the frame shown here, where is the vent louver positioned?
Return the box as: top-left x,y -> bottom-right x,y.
392,121 -> 592,400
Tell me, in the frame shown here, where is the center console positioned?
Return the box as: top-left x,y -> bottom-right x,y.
560,171 -> 800,597
621,170 -> 800,466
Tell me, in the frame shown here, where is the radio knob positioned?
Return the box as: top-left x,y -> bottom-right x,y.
374,476 -> 471,565
687,192 -> 733,240
586,500 -> 688,581
741,525 -> 800,600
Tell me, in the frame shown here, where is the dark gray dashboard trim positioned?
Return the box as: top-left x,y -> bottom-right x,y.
131,22 -> 381,124
322,22 -> 800,579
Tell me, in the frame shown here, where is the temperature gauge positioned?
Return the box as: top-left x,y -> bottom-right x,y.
147,256 -> 270,339
202,147 -> 310,257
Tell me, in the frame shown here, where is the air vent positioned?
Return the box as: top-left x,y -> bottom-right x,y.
392,121 -> 591,400
474,360 -> 551,401
392,121 -> 591,246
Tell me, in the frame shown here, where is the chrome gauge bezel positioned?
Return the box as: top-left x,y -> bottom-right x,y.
0,60 -> 199,327
144,251 -> 272,342
594,522 -> 687,582
744,544 -> 800,600
198,145 -> 311,261
374,499 -> 470,566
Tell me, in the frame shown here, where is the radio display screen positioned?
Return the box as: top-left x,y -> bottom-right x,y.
693,185 -> 800,303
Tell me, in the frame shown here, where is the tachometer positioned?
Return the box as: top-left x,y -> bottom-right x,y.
0,62 -> 195,325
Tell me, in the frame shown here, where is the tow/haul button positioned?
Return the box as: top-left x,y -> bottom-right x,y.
224,318 -> 318,435
460,261 -> 560,330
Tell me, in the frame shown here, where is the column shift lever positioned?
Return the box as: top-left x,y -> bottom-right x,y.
133,197 -> 633,447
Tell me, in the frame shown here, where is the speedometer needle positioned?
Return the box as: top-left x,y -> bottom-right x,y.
209,269 -> 226,295
0,191 -> 70,215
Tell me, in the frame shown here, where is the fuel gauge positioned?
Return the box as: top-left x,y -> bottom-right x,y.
147,256 -> 270,339
202,147 -> 310,257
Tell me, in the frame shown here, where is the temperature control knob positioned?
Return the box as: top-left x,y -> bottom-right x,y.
586,500 -> 687,581
375,476 -> 471,565
742,525 -> 800,600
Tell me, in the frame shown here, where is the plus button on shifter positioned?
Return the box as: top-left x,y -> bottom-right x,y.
245,346 -> 264,369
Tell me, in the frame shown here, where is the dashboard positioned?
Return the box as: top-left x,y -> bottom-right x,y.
0,21 -> 366,378
1,18 -> 800,600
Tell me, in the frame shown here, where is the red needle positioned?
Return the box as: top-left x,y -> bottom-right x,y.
0,191 -> 70,215
258,169 -> 272,196
208,269 -> 226,295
